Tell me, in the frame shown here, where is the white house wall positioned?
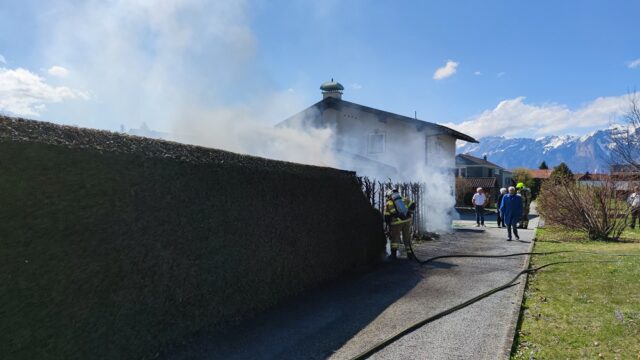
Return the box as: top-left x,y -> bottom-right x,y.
322,108 -> 437,180
281,97 -> 469,232
425,134 -> 455,169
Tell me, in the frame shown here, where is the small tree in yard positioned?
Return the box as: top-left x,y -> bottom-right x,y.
512,167 -> 535,188
537,179 -> 629,240
539,161 -> 549,170
512,167 -> 540,198
549,162 -> 574,184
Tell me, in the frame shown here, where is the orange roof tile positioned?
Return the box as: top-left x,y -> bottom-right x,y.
527,169 -> 553,179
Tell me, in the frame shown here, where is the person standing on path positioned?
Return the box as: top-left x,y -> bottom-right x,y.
472,187 -> 488,227
500,186 -> 523,241
384,188 -> 416,260
516,182 -> 532,229
627,186 -> 640,229
497,187 -> 507,228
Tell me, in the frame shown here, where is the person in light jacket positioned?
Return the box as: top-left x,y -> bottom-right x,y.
500,186 -> 523,241
627,186 -> 640,229
472,187 -> 488,227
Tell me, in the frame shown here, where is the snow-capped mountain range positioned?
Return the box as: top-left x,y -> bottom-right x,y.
457,129 -> 618,172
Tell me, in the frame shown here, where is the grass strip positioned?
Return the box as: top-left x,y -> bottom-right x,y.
511,227 -> 640,359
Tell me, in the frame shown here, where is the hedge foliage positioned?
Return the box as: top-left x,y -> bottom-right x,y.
0,117 -> 385,359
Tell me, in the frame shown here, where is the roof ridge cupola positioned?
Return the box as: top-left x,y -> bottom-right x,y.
320,78 -> 344,100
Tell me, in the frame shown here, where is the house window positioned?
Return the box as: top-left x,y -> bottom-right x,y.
459,168 -> 466,177
435,137 -> 444,154
426,136 -> 444,155
368,132 -> 385,154
488,168 -> 493,177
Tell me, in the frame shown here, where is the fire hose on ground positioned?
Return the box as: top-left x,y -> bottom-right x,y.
346,238 -> 640,360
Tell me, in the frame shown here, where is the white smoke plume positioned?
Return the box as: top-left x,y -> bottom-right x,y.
414,164 -> 458,233
174,104 -> 336,166
406,136 -> 459,233
36,0 -> 456,230
37,0 -> 336,167
334,119 -> 458,233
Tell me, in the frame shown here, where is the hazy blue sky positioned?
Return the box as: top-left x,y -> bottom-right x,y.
1,0 -> 639,140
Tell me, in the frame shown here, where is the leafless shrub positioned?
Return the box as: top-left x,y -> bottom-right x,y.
537,179 -> 630,241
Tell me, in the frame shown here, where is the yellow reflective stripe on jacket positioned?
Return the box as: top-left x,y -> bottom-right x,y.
384,200 -> 396,216
405,198 -> 414,209
390,217 -> 412,225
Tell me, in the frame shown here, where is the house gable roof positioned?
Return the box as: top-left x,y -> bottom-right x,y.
456,153 -> 504,169
280,97 -> 478,143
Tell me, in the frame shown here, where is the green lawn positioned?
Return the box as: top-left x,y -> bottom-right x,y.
511,227 -> 640,359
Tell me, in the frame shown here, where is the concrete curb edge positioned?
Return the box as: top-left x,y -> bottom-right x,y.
499,217 -> 538,359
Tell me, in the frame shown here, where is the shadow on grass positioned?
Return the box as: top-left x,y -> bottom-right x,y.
617,238 -> 640,243
165,261 -> 425,360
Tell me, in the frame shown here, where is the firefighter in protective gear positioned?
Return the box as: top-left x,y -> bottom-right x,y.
516,182 -> 532,229
384,188 -> 416,260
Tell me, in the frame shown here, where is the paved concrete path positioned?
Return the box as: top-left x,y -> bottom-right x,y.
169,212 -> 538,360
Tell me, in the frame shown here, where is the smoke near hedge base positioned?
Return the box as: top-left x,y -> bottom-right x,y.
335,120 -> 458,233
409,150 -> 459,234
414,165 -> 458,233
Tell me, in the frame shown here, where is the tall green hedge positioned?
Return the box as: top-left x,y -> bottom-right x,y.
0,118 -> 385,359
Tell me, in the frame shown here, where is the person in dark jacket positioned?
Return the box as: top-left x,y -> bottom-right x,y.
497,187 -> 507,228
500,186 -> 523,241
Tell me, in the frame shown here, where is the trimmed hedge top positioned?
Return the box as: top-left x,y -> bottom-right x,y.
0,115 -> 348,175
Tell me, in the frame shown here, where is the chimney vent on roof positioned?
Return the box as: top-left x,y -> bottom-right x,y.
483,154 -> 487,161
320,79 -> 344,100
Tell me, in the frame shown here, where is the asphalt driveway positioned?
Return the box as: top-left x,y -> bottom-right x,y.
169,212 -> 539,360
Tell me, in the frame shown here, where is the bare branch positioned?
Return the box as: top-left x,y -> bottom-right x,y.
538,179 -> 629,240
610,91 -> 640,172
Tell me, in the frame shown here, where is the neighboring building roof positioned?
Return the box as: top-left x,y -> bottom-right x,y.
527,169 -> 553,179
610,164 -> 639,173
612,173 -> 640,180
458,177 -> 497,189
575,173 -> 610,181
280,96 -> 478,143
615,181 -> 637,191
456,153 -> 504,169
